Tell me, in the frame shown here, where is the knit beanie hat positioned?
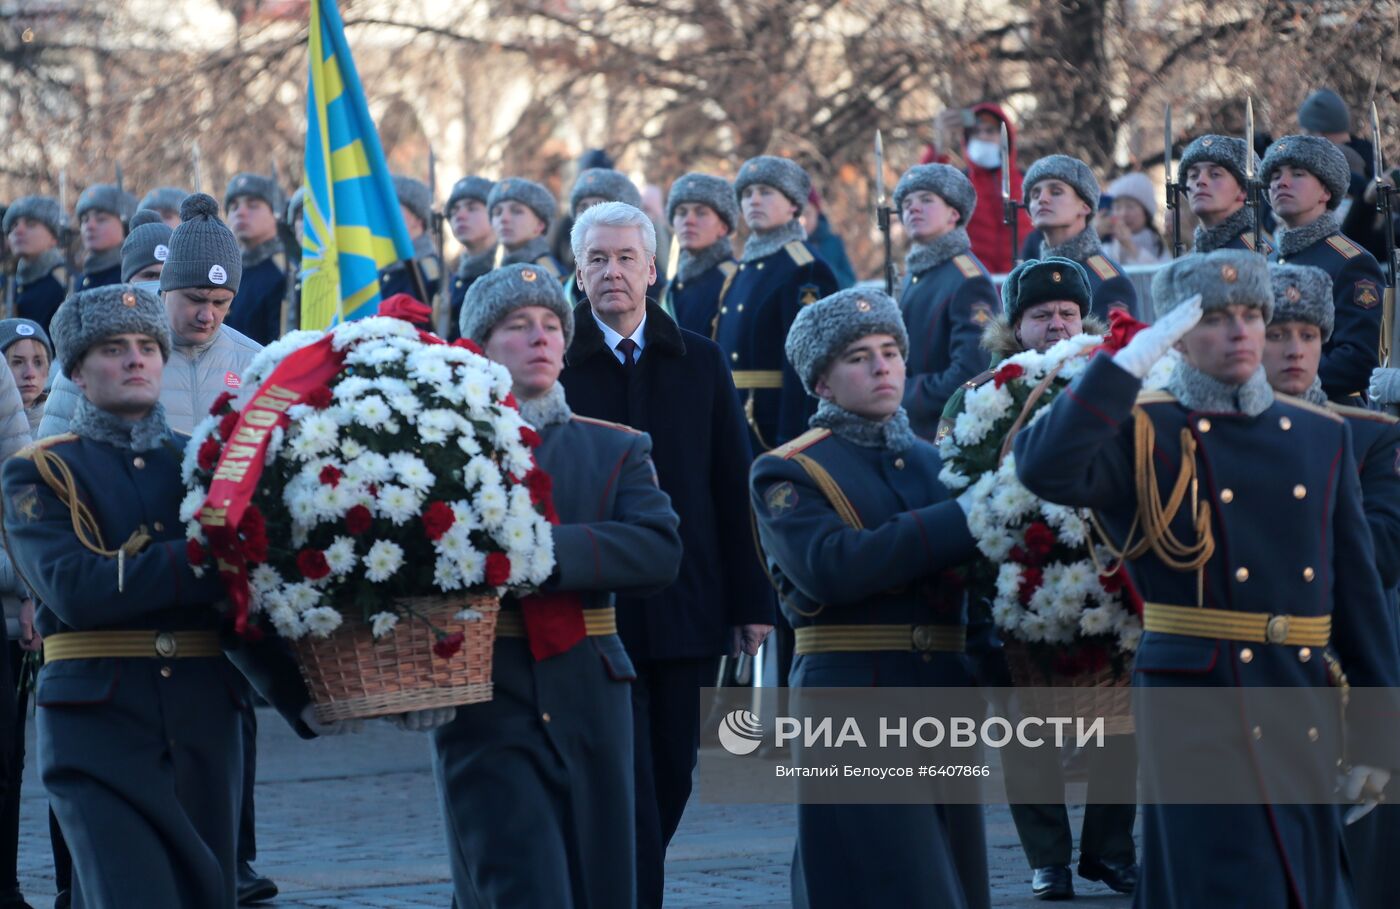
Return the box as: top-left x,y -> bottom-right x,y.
121,210 -> 175,282
159,193 -> 243,294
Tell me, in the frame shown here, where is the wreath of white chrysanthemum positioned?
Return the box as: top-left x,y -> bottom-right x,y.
182,318 -> 556,645
937,333 -> 1177,657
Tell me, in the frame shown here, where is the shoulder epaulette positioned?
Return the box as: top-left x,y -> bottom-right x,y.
272,251 -> 288,273
953,254 -> 981,279
1086,255 -> 1119,280
533,256 -> 561,278
718,260 -> 739,277
1135,390 -> 1177,406
1241,232 -> 1257,252
13,433 -> 78,461
766,427 -> 830,460
571,414 -> 641,435
1275,393 -> 1344,423
1330,402 -> 1400,424
1325,234 -> 1362,260
784,241 -> 814,268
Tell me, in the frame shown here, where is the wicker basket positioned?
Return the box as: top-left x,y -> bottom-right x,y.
292,594 -> 500,722
1002,640 -> 1135,736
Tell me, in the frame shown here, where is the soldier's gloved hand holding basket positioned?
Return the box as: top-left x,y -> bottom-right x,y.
183,314 -> 560,723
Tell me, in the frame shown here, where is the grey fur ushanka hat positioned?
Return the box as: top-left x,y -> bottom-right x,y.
1259,135 -> 1351,210
75,184 -> 137,223
1151,249 -> 1273,322
2,195 -> 63,238
1268,263 -> 1334,342
785,288 -> 908,395
1178,135 -> 1258,194
570,168 -> 642,216
460,262 -> 575,347
893,164 -> 977,225
666,172 -> 739,232
486,178 -> 557,226
51,284 -> 172,377
734,156 -> 811,213
1022,154 -> 1100,211
446,176 -> 495,214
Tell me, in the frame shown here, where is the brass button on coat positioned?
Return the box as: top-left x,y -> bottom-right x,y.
541,712 -> 552,723
1252,726 -> 1263,740
1298,647 -> 1312,663
893,458 -> 905,470
133,456 -> 146,469
1235,567 -> 1249,582
1293,484 -> 1307,499
1197,418 -> 1211,433
160,666 -> 172,678
1239,648 -> 1254,663
1302,567 -> 1315,582
1279,416 -> 1292,430
1220,489 -> 1234,503
1307,727 -> 1320,742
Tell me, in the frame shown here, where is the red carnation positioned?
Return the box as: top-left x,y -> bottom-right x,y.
186,538 -> 207,566
238,506 -> 269,563
345,505 -> 372,536
197,437 -> 222,471
218,410 -> 239,440
303,386 -> 334,410
485,551 -> 511,586
452,337 -> 483,355
296,548 -> 331,581
209,391 -> 235,416
993,363 -> 1025,389
502,393 -> 519,411
1017,566 -> 1044,606
1099,571 -> 1124,594
319,464 -> 342,487
519,426 -> 542,449
421,501 -> 455,541
433,631 -> 465,659
1023,522 -> 1056,560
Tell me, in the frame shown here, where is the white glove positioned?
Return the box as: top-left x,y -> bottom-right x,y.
1341,764 -> 1391,825
1112,294 -> 1203,379
299,704 -> 364,737
1368,367 -> 1400,405
385,706 -> 457,732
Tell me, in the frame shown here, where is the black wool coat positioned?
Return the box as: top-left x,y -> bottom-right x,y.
561,301 -> 775,659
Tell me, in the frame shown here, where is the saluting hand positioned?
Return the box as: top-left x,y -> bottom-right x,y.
1112,294 -> 1203,379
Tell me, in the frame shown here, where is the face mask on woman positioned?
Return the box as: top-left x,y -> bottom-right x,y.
966,138 -> 1002,170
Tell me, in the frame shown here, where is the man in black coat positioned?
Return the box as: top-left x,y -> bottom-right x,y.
559,201 -> 775,909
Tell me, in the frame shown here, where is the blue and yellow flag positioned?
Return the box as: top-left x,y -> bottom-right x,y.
300,0 -> 415,329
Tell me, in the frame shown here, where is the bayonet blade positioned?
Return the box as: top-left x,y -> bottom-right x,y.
1001,122 -> 1011,199
1245,98 -> 1256,180
1164,104 -> 1174,185
874,130 -> 887,206
1373,101 -> 1385,188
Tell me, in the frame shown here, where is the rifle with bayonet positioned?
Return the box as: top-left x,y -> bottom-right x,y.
874,129 -> 895,296
191,141 -> 204,195
1372,102 -> 1397,370
429,147 -> 449,338
1164,105 -> 1184,258
1001,122 -> 1021,267
1244,98 -> 1267,257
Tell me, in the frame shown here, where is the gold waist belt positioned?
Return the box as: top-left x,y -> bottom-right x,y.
731,370 -> 783,389
44,630 -> 222,662
495,607 -> 617,638
1142,602 -> 1331,647
794,624 -> 967,655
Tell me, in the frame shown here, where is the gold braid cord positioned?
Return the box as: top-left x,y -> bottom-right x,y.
1090,408 -> 1215,585
31,448 -> 151,590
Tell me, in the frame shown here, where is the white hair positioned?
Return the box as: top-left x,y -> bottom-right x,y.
570,201 -> 657,264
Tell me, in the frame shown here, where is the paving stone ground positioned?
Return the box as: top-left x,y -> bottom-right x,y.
16,708 -> 1132,908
